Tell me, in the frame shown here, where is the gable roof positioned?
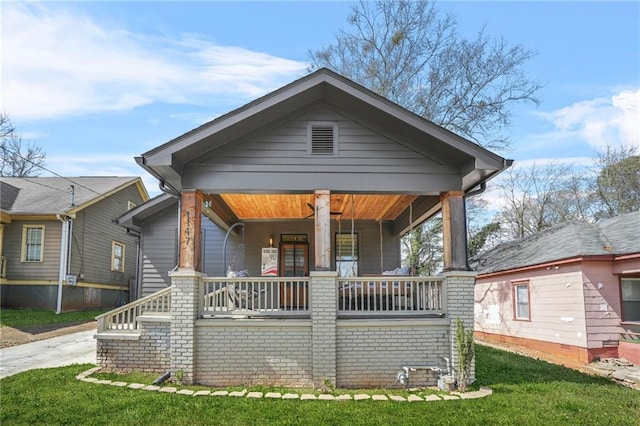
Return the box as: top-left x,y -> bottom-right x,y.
137,68 -> 510,194
0,177 -> 149,217
471,211 -> 640,275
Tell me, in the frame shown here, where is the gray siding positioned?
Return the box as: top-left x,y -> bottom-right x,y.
185,105 -> 460,193
71,184 -> 145,287
197,106 -> 444,172
139,208 -> 229,297
242,220 -> 400,276
2,219 -> 61,281
140,207 -> 178,297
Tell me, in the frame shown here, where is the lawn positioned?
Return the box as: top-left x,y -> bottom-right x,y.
0,308 -> 104,328
1,345 -> 638,425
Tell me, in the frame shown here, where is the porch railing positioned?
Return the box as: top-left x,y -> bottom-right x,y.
201,277 -> 310,317
337,277 -> 444,317
96,287 -> 171,333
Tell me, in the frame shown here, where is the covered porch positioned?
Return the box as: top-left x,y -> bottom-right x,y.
96,69 -> 510,388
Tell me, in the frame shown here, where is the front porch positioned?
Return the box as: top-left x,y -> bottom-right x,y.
96,271 -> 474,388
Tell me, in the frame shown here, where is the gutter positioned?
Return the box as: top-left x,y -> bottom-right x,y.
134,156 -> 180,197
55,214 -> 72,314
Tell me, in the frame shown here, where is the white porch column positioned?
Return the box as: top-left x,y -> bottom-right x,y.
314,189 -> 331,271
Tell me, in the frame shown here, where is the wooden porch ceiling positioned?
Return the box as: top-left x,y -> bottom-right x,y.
215,194 -> 420,221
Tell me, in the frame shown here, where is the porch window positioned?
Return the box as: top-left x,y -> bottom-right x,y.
336,233 -> 358,277
513,281 -> 530,321
111,241 -> 125,272
621,278 -> 640,322
21,225 -> 45,262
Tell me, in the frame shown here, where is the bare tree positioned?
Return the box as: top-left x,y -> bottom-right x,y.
592,146 -> 640,219
495,162 -> 590,240
309,0 -> 541,152
0,113 -> 46,177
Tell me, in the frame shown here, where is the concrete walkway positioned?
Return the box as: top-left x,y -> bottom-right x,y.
0,329 -> 96,379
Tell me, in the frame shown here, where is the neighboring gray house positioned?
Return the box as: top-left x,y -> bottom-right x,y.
96,68 -> 511,389
0,177 -> 148,312
473,211 -> 640,365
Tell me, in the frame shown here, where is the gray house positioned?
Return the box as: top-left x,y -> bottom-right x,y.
0,177 -> 148,312
116,193 -> 233,298
96,69 -> 511,389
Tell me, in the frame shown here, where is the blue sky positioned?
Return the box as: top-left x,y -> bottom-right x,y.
2,1 -> 639,201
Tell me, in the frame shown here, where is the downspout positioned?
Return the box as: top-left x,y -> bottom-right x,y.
56,214 -> 71,314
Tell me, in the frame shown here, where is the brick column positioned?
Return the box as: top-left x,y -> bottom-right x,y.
444,271 -> 477,383
310,271 -> 338,388
169,269 -> 202,385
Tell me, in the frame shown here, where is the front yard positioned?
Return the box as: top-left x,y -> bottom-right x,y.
1,345 -> 637,425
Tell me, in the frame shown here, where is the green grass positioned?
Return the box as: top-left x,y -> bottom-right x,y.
1,345 -> 638,425
0,308 -> 105,327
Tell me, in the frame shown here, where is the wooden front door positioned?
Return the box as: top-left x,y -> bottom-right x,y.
279,242 -> 308,308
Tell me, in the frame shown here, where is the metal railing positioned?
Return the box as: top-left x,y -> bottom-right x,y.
96,287 -> 171,333
337,277 -> 444,317
201,277 -> 310,317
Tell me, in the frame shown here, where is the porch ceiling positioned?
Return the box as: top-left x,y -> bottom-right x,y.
216,193 -> 421,221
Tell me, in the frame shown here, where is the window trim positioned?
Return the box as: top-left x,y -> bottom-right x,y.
620,276 -> 640,323
127,200 -> 137,210
21,225 -> 45,262
512,280 -> 531,321
111,241 -> 125,272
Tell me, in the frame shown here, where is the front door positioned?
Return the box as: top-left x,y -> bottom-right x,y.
279,240 -> 309,308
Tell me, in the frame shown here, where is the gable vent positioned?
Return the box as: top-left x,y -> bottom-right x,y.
309,122 -> 337,155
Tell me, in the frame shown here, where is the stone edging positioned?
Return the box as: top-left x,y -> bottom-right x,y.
76,367 -> 493,402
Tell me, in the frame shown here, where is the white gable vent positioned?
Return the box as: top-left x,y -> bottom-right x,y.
308,122 -> 338,155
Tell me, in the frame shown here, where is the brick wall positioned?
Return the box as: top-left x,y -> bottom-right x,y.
336,320 -> 449,388
169,270 -> 201,384
96,318 -> 170,373
445,272 -> 477,383
195,320 -> 313,387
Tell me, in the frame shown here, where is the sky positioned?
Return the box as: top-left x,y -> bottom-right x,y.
2,1 -> 639,203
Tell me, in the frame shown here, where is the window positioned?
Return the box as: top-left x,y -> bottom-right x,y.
21,225 -> 45,262
336,233 -> 358,277
513,281 -> 530,320
621,278 -> 640,322
111,241 -> 125,272
308,122 -> 337,155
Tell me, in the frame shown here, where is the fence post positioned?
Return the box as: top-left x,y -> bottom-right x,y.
310,271 -> 338,388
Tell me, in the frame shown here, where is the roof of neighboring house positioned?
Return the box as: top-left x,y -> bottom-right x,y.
116,192 -> 177,232
471,210 -> 640,275
0,176 -> 149,216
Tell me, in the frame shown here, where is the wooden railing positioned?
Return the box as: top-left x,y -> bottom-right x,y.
337,277 -> 444,317
96,287 -> 171,333
201,277 -> 310,317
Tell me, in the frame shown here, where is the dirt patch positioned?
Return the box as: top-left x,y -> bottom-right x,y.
0,321 -> 97,348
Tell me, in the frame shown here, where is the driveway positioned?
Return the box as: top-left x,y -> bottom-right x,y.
0,328 -> 96,379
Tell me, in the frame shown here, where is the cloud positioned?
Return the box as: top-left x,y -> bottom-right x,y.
535,89 -> 640,152
2,4 -> 308,121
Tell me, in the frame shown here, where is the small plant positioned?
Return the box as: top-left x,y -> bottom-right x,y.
322,377 -> 336,393
455,317 -> 475,392
174,369 -> 184,385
